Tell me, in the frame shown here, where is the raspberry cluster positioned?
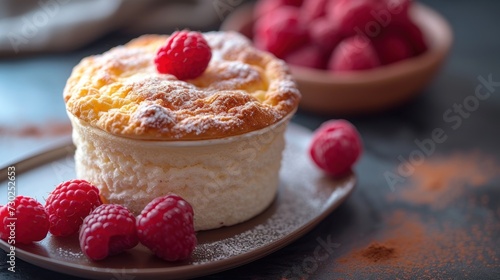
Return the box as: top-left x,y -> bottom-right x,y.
0,179 -> 196,262
253,0 -> 427,72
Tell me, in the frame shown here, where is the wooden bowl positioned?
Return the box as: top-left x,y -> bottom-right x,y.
220,3 -> 453,115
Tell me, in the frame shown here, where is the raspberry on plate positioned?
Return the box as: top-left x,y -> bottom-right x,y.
328,36 -> 381,72
136,194 -> 196,262
79,204 -> 138,261
253,6 -> 308,58
155,30 -> 212,80
309,120 -> 363,177
0,196 -> 49,244
45,179 -> 102,237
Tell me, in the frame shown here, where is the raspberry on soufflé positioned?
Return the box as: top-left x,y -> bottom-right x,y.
155,30 -> 212,80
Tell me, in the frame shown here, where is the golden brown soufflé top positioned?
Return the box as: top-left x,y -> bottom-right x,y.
63,31 -> 301,140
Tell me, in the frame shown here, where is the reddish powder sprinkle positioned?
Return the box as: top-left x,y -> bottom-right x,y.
0,121 -> 72,138
335,212 -> 500,279
360,243 -> 396,262
390,152 -> 500,207
336,152 -> 500,279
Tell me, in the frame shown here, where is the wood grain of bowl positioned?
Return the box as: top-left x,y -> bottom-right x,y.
220,2 -> 453,115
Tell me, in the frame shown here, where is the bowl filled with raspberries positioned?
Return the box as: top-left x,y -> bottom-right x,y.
221,0 -> 453,115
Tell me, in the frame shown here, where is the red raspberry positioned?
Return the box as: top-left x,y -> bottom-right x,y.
0,196 -> 49,244
79,204 -> 138,261
283,44 -> 326,69
253,6 -> 309,58
155,30 -> 212,80
309,120 -> 363,177
45,179 -> 102,237
254,0 -> 303,19
136,194 -> 196,262
328,36 -> 381,72
327,0 -> 411,38
372,29 -> 414,65
328,0 -> 379,37
392,18 -> 428,55
300,0 -> 328,24
309,17 -> 343,53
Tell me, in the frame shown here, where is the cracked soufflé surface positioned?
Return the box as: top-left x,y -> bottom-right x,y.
63,31 -> 300,140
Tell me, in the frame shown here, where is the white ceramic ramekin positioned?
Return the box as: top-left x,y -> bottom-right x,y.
69,112 -> 293,231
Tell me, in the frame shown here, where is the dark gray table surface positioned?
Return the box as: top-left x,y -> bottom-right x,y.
1,0 -> 499,279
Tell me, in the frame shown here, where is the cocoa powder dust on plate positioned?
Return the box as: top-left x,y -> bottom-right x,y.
334,152 -> 500,279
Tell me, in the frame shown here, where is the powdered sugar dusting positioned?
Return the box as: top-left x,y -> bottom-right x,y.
278,80 -> 300,96
203,61 -> 264,91
131,76 -> 198,105
204,31 -> 252,62
133,102 -> 175,130
100,47 -> 153,73
174,115 -> 242,137
56,247 -> 85,259
64,32 -> 300,140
